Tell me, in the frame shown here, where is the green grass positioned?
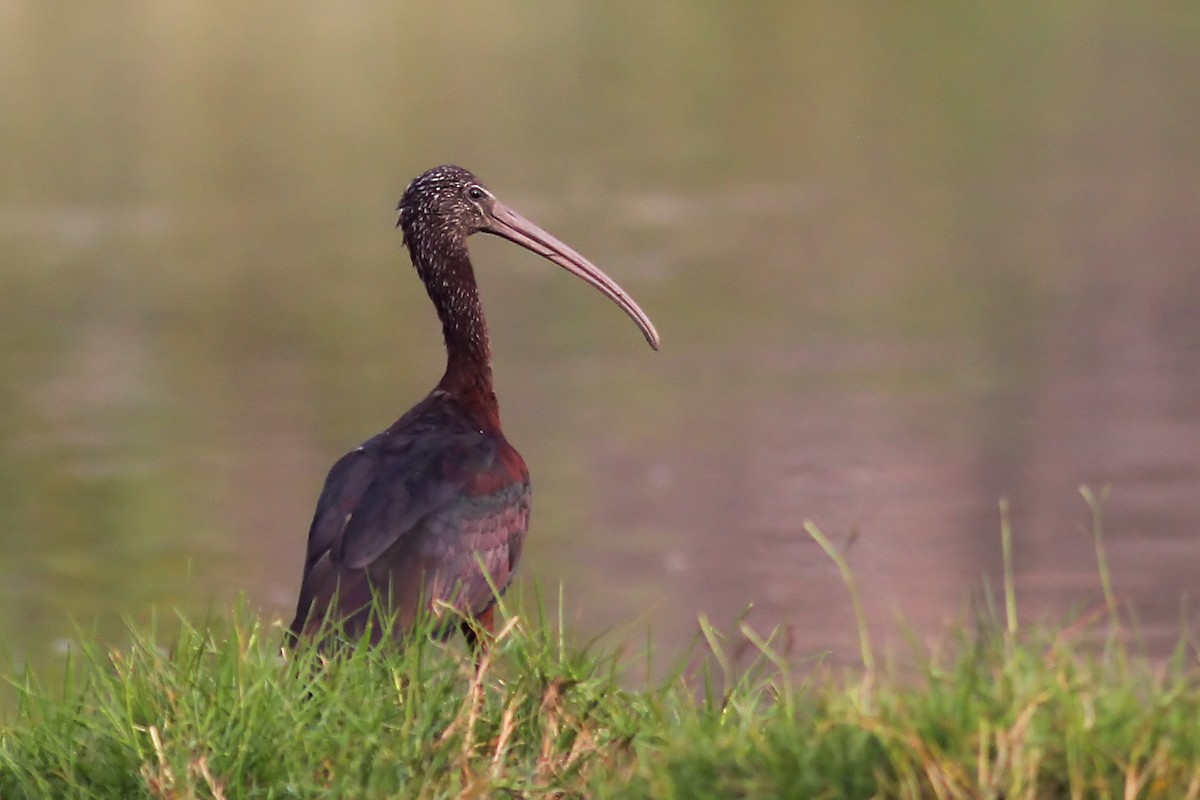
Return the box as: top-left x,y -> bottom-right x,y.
3,497 -> 1200,798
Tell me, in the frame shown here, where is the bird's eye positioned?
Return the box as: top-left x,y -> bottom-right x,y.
466,186 -> 485,201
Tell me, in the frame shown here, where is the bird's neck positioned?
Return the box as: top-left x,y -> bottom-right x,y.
420,246 -> 499,422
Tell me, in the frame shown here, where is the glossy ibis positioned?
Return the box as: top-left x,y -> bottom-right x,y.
287,165 -> 659,649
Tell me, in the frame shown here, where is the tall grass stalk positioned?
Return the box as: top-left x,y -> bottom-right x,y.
1080,484 -> 1117,622
804,521 -> 876,676
1000,498 -> 1018,638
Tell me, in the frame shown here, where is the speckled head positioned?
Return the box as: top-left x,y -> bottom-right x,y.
394,164 -> 661,351
396,165 -> 493,261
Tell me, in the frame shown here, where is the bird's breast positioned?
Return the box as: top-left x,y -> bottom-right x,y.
421,479 -> 530,557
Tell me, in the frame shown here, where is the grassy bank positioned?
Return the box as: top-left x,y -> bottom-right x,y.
3,513 -> 1199,798
2,602 -> 1198,799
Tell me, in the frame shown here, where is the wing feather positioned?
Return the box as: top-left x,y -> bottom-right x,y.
338,434 -> 499,568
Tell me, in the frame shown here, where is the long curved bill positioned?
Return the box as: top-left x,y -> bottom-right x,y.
482,201 -> 661,351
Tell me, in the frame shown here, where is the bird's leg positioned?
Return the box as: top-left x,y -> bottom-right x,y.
462,604 -> 496,667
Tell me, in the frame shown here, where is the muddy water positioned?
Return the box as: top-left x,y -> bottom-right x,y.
1,3 -> 1198,677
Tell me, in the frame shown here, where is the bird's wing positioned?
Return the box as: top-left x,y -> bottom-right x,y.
301,445 -> 383,574
333,432 -> 506,570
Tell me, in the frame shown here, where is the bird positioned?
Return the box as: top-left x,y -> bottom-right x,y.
287,165 -> 659,650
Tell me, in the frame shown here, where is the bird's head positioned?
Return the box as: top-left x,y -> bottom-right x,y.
396,164 -> 660,351
396,165 -> 493,251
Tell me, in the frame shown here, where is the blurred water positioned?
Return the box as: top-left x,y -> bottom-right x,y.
1,2 -> 1198,679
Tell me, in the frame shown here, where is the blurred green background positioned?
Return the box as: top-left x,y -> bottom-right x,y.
2,2 -> 1199,677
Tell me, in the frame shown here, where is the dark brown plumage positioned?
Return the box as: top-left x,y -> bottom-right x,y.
287,165 -> 659,648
